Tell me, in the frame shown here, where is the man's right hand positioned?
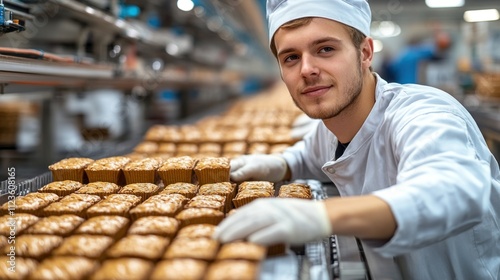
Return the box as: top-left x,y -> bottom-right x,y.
230,154 -> 288,182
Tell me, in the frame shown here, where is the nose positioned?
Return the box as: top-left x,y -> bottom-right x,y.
300,54 -> 319,78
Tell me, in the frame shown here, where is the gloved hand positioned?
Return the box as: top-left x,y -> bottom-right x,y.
214,198 -> 332,246
230,154 -> 288,182
290,113 -> 321,139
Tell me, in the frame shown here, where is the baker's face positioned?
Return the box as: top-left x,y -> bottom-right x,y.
274,18 -> 364,120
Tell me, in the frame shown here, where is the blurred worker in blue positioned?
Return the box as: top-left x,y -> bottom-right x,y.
384,27 -> 452,84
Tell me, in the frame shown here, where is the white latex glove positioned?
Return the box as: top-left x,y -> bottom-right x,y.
290,113 -> 321,139
230,155 -> 288,182
214,198 -> 332,246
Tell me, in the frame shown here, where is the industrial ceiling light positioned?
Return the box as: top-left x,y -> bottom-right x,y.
425,0 -> 464,8
373,40 -> 383,53
177,0 -> 194,12
464,9 -> 500,22
371,21 -> 401,38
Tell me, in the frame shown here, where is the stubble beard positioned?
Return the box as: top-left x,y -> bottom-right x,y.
294,61 -> 364,120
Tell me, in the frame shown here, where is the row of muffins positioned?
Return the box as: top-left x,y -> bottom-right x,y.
48,156 -> 230,186
0,179 -> 312,280
131,140 -> 292,159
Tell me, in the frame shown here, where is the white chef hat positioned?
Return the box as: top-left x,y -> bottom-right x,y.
266,0 -> 371,45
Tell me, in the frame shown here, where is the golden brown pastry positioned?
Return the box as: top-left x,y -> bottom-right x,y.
122,157 -> 162,184
175,224 -> 217,239
48,157 -> 94,183
160,182 -> 199,199
150,259 -> 208,280
106,234 -> 170,260
74,215 -> 129,239
2,234 -> 63,259
175,208 -> 224,227
42,193 -> 101,217
163,237 -> 219,261
24,214 -> 85,236
0,192 -> 59,216
205,260 -> 260,280
193,157 -> 230,185
216,241 -> 267,261
84,156 -> 131,184
118,183 -> 160,202
0,213 -> 39,236
52,234 -> 114,259
157,156 -> 197,185
38,180 -> 84,196
89,258 -> 154,280
28,256 -> 98,280
128,216 -> 179,238
0,256 -> 38,280
75,181 -> 120,198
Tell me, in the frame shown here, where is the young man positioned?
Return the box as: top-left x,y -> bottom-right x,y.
214,0 -> 500,279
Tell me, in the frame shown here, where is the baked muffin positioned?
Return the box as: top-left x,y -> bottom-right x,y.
75,181 -> 121,198
157,156 -> 197,185
159,182 -> 198,199
128,216 -> 179,238
205,260 -> 260,280
198,143 -> 222,156
133,141 -> 159,155
278,183 -> 312,199
150,259 -> 208,280
157,142 -> 176,154
175,208 -> 224,227
176,224 -> 217,239
143,125 -> 170,142
0,257 -> 38,280
0,213 -> 39,236
38,180 -> 84,196
48,157 -> 94,183
74,215 -> 129,239
118,183 -> 160,202
198,182 -> 235,213
222,142 -> 247,155
89,258 -> 154,280
24,214 -> 85,236
237,181 -> 275,193
106,234 -> 170,260
185,198 -> 224,212
84,156 -> 131,185
247,143 -> 270,154
161,127 -> 182,143
180,125 -> 202,144
175,144 -> 199,156
42,193 -> 101,217
28,256 -> 98,280
2,234 -> 63,260
86,194 -> 141,218
163,237 -> 219,261
193,157 -> 230,185
216,241 -> 267,261
122,157 -> 162,184
190,194 -> 226,203
224,128 -> 250,142
0,192 -> 59,216
129,194 -> 186,220
52,234 -> 114,259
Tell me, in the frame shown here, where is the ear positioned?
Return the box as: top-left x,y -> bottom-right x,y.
360,37 -> 374,69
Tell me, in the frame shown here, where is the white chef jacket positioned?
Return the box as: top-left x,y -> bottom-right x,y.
281,74 -> 500,279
